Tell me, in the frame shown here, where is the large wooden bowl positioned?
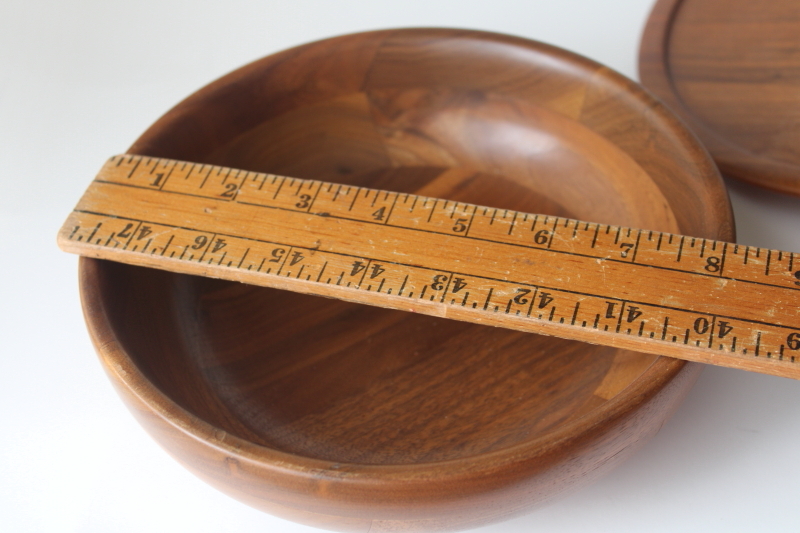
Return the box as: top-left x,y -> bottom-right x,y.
79,29 -> 734,531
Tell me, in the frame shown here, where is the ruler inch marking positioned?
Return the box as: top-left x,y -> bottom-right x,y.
615,302 -> 626,333
198,166 -> 214,189
59,156 -> 800,380
707,316 -> 717,349
237,248 -> 250,269
571,302 -> 580,325
718,242 -> 728,277
462,204 -> 478,237
546,217 -> 558,249
355,259 -> 371,289
427,199 -> 438,223
508,211 -> 518,236
630,229 -> 642,264
348,188 -> 361,212
483,288 -> 494,311
120,221 -> 143,250
87,222 -> 102,243
67,226 -> 798,332
305,181 -> 323,213
125,158 -> 141,179
398,275 -> 408,296
73,201 -> 797,296
159,234 -> 174,257
103,232 -> 117,247
196,233 -> 217,263
438,272 -> 454,303
526,287 -> 539,318
272,248 -> 290,276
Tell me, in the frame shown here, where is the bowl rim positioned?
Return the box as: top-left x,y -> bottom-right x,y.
80,27 -> 734,486
638,0 -> 800,195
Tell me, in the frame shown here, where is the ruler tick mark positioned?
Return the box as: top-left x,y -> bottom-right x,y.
483,288 -> 494,310
427,200 -> 437,223
87,222 -> 102,243
398,275 -> 408,296
59,155 -> 800,381
571,303 -> 580,325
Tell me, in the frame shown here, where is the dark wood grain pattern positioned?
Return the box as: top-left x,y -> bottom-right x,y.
640,0 -> 800,195
79,29 -> 734,531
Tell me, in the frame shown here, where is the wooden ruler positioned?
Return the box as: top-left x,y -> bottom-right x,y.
58,155 -> 800,379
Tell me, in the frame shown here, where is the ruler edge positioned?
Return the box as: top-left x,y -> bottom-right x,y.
57,155 -> 800,380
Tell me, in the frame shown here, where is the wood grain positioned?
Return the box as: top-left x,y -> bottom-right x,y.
78,29 -> 733,531
640,0 -> 800,195
61,156 -> 800,378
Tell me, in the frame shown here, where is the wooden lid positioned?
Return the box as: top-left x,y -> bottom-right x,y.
639,0 -> 800,195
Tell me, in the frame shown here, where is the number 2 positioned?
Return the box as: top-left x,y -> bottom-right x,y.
220,182 -> 238,198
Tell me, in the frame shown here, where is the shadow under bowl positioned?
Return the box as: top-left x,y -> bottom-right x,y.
79,28 -> 734,532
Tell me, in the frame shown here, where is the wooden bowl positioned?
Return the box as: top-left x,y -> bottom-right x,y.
639,0 -> 800,195
79,29 -> 734,532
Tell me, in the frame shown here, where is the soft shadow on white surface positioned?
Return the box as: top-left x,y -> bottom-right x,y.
483,367 -> 800,532
725,177 -> 800,251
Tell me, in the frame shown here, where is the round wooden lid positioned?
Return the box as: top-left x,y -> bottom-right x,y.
639,0 -> 800,195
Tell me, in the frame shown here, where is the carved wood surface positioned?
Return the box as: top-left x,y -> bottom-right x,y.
78,29 -> 735,531
640,0 -> 800,195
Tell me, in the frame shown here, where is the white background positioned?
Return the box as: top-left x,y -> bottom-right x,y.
3,1 -> 800,531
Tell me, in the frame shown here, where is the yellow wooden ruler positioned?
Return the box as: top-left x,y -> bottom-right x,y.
58,155 -> 800,379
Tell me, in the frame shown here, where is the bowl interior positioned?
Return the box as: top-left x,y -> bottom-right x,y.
95,30 -> 726,466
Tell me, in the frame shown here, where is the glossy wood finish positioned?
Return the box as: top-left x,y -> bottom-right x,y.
62,156 -> 800,378
640,0 -> 800,195
79,29 -> 734,531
